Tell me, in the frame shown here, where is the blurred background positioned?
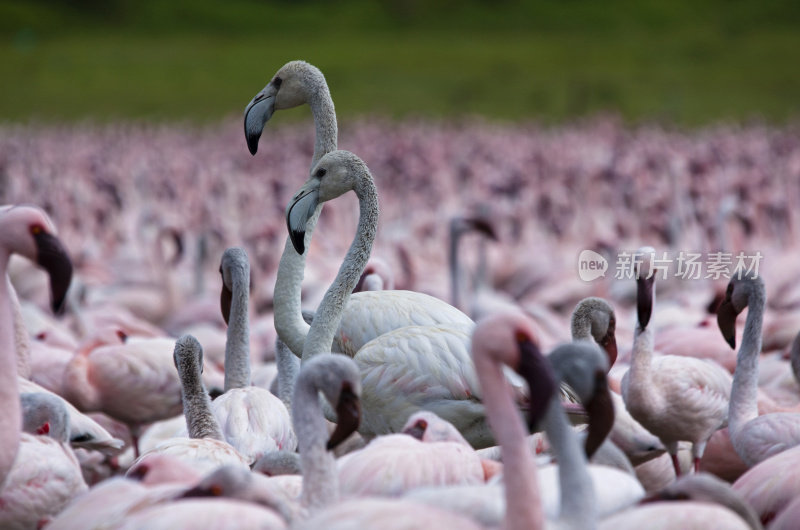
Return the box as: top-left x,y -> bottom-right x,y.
3,0 -> 800,125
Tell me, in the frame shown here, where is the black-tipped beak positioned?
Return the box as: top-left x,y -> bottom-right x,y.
516,338 -> 557,432
636,275 -> 654,330
583,370 -> 614,459
34,232 -> 72,314
244,91 -> 276,155
178,484 -> 220,499
402,419 -> 427,441
286,185 -> 319,255
220,280 -> 232,326
327,384 -> 361,451
717,297 -> 739,349
465,217 -> 498,241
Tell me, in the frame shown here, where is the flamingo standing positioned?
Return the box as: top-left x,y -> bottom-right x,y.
621,249 -> 731,475
718,271 -> 800,466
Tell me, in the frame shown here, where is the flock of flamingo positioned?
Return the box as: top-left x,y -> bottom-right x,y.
1,59 -> 800,529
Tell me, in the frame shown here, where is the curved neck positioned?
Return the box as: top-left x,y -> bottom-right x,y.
179,362 -> 224,441
308,89 -> 337,167
301,179 -> 378,362
273,209 -> 321,358
473,352 -> 544,530
273,82 -> 337,359
0,255 -> 21,489
293,373 -> 338,513
224,271 -> 251,391
730,289 -> 766,434
542,392 -> 596,528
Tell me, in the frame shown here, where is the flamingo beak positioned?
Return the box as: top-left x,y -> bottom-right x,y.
583,369 -> 615,459
636,275 -> 654,330
286,183 -> 319,255
34,231 -> 73,314
516,338 -> 557,432
717,297 -> 739,349
464,217 -> 498,241
327,383 -> 361,451
220,279 -> 232,326
244,88 -> 276,155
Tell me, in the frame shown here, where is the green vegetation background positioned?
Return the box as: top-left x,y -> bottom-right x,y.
2,0 -> 800,125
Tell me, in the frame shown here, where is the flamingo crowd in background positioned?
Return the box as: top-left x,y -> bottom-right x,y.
0,60 -> 799,528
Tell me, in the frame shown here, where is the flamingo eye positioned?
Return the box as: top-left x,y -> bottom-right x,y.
514,330 -> 530,344
273,77 -> 282,88
316,168 -> 327,178
30,225 -> 44,235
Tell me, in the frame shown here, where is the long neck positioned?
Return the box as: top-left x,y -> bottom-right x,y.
180,363 -> 224,441
273,210 -> 320,357
301,179 -> 378,362
474,353 -> 544,530
0,255 -> 21,489
308,87 -> 337,167
543,393 -> 596,529
449,225 -> 463,309
629,324 -> 654,380
224,270 -> 251,391
730,290 -> 766,434
275,337 -> 300,411
293,373 -> 338,513
272,82 -> 337,359
8,278 -> 30,379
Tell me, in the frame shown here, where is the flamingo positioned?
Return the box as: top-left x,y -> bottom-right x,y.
621,249 -> 731,475
0,205 -> 72,491
210,247 -> 296,464
283,150 -> 543,447
405,316 -> 643,528
292,354 -> 481,530
244,61 -> 475,370
133,335 -> 249,475
0,392 -> 87,529
61,336 -> 184,457
571,296 -> 619,368
718,271 -> 800,466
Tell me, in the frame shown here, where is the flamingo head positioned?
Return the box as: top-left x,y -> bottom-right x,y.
0,205 -> 72,314
244,60 -> 325,155
717,270 -> 765,349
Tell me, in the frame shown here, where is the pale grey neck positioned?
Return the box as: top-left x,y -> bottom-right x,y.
272,77 -> 337,360
273,208 -> 321,358
7,277 -> 30,379
301,178 -> 378,362
629,325 -> 654,378
178,359 -> 224,441
543,396 -> 596,529
730,288 -> 766,433
0,257 -> 22,489
293,369 -> 339,513
308,89 -> 337,167
224,269 -> 251,391
448,224 -> 463,309
275,337 -> 300,411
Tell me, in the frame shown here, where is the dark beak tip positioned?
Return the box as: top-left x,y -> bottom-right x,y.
246,137 -> 259,156
290,231 -> 306,255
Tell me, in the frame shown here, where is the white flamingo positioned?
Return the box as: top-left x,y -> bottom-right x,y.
621,249 -> 731,475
